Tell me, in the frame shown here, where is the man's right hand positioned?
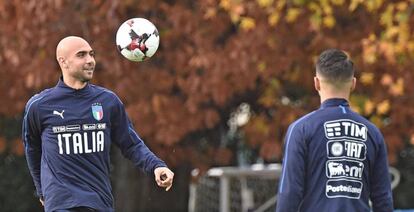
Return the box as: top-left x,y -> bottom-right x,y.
154,167 -> 174,191
39,198 -> 44,206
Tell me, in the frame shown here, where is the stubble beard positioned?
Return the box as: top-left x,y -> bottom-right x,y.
81,64 -> 95,82
73,68 -> 94,83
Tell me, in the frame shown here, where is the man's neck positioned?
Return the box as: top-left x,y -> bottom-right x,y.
319,91 -> 350,103
62,76 -> 87,90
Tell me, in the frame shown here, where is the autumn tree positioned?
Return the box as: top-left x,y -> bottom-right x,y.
1,0 -> 414,210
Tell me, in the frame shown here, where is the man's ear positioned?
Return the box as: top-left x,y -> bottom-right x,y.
314,76 -> 321,92
351,77 -> 356,91
58,57 -> 67,68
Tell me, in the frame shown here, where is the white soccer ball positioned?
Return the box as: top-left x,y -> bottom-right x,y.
116,18 -> 160,62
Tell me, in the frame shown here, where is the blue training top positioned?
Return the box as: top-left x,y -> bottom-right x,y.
276,98 -> 393,212
22,78 -> 167,212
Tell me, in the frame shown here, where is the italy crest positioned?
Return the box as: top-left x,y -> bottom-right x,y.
91,103 -> 103,121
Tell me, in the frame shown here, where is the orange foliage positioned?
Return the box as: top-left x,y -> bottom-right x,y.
11,138 -> 24,156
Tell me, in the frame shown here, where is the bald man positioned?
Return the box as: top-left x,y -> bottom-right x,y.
22,36 -> 174,212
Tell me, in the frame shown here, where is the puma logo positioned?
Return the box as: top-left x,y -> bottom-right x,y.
53,110 -> 65,119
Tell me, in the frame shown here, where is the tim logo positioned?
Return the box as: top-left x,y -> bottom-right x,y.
324,119 -> 367,141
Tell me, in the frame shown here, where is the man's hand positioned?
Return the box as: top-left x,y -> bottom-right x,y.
39,198 -> 44,206
154,167 -> 174,191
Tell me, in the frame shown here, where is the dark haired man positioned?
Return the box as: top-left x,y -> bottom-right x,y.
276,49 -> 393,212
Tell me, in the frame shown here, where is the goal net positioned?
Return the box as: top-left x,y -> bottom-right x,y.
189,163 -> 282,212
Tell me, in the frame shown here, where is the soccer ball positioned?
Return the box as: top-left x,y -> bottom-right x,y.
116,18 -> 160,62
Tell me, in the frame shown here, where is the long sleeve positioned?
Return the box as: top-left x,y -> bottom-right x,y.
22,96 -> 43,198
370,133 -> 393,212
276,122 -> 306,212
111,97 -> 166,175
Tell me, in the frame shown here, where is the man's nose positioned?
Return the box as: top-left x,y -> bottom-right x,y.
86,55 -> 95,64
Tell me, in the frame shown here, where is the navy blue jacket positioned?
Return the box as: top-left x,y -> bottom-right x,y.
22,78 -> 167,212
276,98 -> 393,212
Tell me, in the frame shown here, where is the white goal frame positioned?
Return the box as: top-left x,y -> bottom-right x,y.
189,163 -> 282,212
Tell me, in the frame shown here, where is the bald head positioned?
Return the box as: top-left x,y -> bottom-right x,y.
56,36 -> 92,62
55,36 -> 96,88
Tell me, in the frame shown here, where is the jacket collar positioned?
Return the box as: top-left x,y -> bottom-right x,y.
56,76 -> 91,95
320,98 -> 349,109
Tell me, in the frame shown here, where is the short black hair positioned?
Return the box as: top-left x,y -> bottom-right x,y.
316,49 -> 354,83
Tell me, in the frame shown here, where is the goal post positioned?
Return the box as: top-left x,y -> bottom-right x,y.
189,163 -> 283,212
